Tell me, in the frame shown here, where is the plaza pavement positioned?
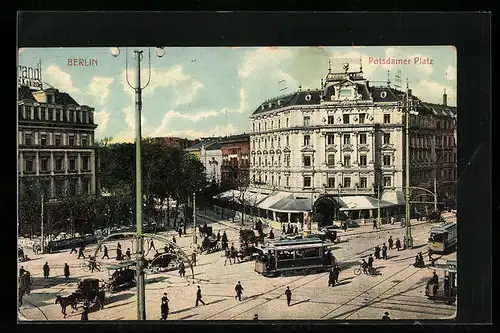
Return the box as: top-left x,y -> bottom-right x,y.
18,209 -> 456,321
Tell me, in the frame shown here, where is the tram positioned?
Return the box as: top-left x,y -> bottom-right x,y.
428,222 -> 457,254
425,260 -> 457,305
254,238 -> 335,277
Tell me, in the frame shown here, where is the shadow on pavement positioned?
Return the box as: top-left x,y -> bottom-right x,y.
146,276 -> 170,284
170,298 -> 226,315
105,292 -> 135,305
292,298 -> 311,306
178,313 -> 199,320
30,276 -> 83,292
103,300 -> 135,310
334,280 -> 353,287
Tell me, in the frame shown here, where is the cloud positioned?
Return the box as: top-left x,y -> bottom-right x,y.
88,76 -> 114,105
238,47 -> 294,78
94,108 -> 110,138
45,65 -> 79,93
413,79 -> 456,106
445,65 -> 457,81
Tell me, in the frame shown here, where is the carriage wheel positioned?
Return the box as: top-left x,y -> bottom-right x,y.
353,267 -> 362,275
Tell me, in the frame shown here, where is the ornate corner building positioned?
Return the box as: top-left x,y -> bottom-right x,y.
17,86 -> 99,199
247,64 -> 457,226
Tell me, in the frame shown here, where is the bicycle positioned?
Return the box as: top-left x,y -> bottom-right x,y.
80,260 -> 101,272
354,265 -> 375,276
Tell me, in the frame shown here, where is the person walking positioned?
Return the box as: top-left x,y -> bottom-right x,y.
178,262 -> 186,277
89,255 -> 100,272
77,246 -> 85,259
332,264 -> 341,284
382,243 -> 388,260
282,224 -> 286,234
388,236 -> 394,250
367,255 -> 374,274
328,269 -> 335,287
191,251 -> 197,267
444,275 -> 450,298
235,281 -> 244,301
98,287 -> 105,310
285,286 -> 292,306
221,231 -> 228,250
81,302 -> 89,321
196,286 -> 205,306
372,219 -> 377,230
125,248 -> 131,260
395,238 -> 401,251
43,262 -> 50,279
172,236 -> 176,244
116,247 -> 123,261
117,242 -> 121,250
390,216 -> 395,225
178,226 -> 182,238
224,249 -> 232,266
269,228 -> 275,239
101,245 -> 109,259
343,221 -> 348,232
64,263 -> 70,280
253,314 -> 259,321
149,240 -> 156,251
374,245 -> 381,259
382,311 -> 391,320
216,231 -> 221,244
161,298 -> 169,320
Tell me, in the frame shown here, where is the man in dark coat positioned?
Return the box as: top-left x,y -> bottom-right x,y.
367,255 -> 374,274
178,262 -> 186,277
77,246 -> 85,259
101,245 -> 109,259
216,231 -> 221,243
395,238 -> 402,251
269,228 -> 275,239
125,248 -> 132,260
443,275 -> 450,298
149,240 -> 156,251
116,247 -> 123,261
196,286 -> 205,306
161,298 -> 169,320
382,311 -> 390,320
285,286 -> 292,306
64,263 -> 70,280
282,224 -> 286,234
43,262 -> 50,279
372,219 -> 377,230
221,231 -> 228,250
178,226 -> 183,238
98,288 -> 105,309
235,281 -> 244,301
388,236 -> 394,250
294,225 -> 298,234
332,264 -> 341,284
117,242 -> 121,250
328,269 -> 335,287
382,243 -> 388,260
172,236 -> 176,244
374,245 -> 381,259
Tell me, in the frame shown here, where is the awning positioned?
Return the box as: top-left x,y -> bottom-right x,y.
214,189 -> 241,200
338,195 -> 398,211
242,190 -> 270,206
382,190 -> 405,205
268,194 -> 313,213
257,191 -> 292,210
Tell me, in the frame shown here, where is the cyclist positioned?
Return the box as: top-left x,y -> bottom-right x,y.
361,259 -> 369,274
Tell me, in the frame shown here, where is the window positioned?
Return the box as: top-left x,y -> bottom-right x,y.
271,137 -> 274,148
383,133 -> 390,144
285,155 -> 290,167
264,139 -> 267,149
328,115 -> 334,124
343,177 -> 351,188
69,111 -> 74,123
82,179 -> 90,194
258,156 -> 261,166
303,155 -> 311,167
265,122 -> 267,130
82,156 -> 90,170
384,176 -> 392,187
253,123 -> 255,132
278,176 -> 281,186
303,176 -> 311,188
286,176 -> 289,187
343,114 -> 350,124
252,156 -> 255,166
271,120 -> 273,129
303,116 -> 311,126
40,158 -> 49,171
384,114 -> 391,124
327,134 -> 335,145
286,118 -> 289,127
359,133 -> 367,144
327,154 -> 335,166
55,135 -> 61,146
359,154 -> 367,166
258,139 -> 261,149
360,177 -> 367,188
258,123 -> 261,132
303,135 -> 310,146
265,175 -> 268,183
359,114 -> 365,124
383,155 -> 391,166
24,133 -> 32,146
286,136 -> 289,146
278,137 -> 281,147
278,119 -> 281,128
252,140 -> 255,149
55,158 -> 63,171
68,136 -> 75,147
24,106 -> 31,119
339,88 -> 351,98
343,154 -> 351,167
40,134 -> 47,146
343,134 -> 351,145
271,156 -> 274,166
328,177 -> 335,188
25,159 -> 33,172
271,175 -> 274,185
69,158 -> 76,171
41,107 -> 47,120
48,109 -> 53,121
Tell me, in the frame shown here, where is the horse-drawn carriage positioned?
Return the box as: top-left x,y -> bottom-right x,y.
18,269 -> 32,306
199,223 -> 213,237
76,278 -> 103,308
146,253 -> 177,273
426,210 -> 444,223
106,261 -> 136,293
201,234 -> 219,253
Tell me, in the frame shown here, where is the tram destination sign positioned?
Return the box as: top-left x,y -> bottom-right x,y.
18,63 -> 42,90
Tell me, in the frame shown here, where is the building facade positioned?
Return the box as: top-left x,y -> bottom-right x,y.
18,86 -> 99,199
220,134 -> 250,187
247,65 -> 457,225
200,143 -> 222,184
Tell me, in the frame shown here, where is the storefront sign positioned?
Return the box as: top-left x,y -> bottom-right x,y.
18,62 -> 43,90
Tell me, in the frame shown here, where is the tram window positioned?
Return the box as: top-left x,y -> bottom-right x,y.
431,233 -> 446,242
303,248 -> 320,258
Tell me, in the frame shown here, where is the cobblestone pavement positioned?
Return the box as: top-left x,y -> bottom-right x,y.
18,211 -> 456,321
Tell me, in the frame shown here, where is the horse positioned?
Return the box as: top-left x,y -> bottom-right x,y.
55,294 -> 79,318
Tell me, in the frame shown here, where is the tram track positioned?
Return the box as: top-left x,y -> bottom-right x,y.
18,299 -> 49,321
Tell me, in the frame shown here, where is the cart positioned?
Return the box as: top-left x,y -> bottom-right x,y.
105,261 -> 137,293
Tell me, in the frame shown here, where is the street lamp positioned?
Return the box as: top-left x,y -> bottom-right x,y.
111,46 -> 165,320
404,83 -> 414,249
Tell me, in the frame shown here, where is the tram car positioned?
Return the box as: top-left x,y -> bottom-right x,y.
425,260 -> 457,305
254,238 -> 334,277
428,222 -> 457,254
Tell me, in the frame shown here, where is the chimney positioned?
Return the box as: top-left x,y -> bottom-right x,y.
443,89 -> 447,106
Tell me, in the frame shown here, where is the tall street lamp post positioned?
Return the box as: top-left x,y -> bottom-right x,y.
110,46 -> 165,321
404,83 -> 414,249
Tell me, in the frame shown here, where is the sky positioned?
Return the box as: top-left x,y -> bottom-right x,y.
18,46 -> 456,143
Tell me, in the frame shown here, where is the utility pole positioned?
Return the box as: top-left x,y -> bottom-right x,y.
434,175 -> 438,211
404,83 -> 414,249
193,192 -> 197,245
40,194 -> 44,253
377,184 -> 381,228
241,191 -> 245,226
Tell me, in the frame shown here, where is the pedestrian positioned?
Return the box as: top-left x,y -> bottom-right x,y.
70,247 -> 77,254
196,286 -> 205,306
98,287 -> 105,309
126,248 -> 131,260
388,236 -> 394,250
269,228 -> 275,239
192,252 -> 197,266
161,298 -> 169,320
101,245 -> 109,259
282,224 -> 286,234
395,238 -> 401,251
285,286 -> 292,306
382,311 -> 391,320
77,246 -> 85,259
172,236 -> 176,244
418,252 -> 424,266
372,219 -> 377,230
230,243 -> 237,264
162,292 -> 169,303
221,231 -> 228,250
444,275 -> 450,298
390,216 -> 395,225
253,314 -> 259,321
179,262 -> 186,277
81,302 -> 89,321
294,225 -> 298,234
328,269 -> 335,287
224,249 -> 232,266
149,240 -> 156,251
117,242 -> 121,250
343,221 -> 348,232
235,281 -> 244,301
374,245 -> 381,259
216,231 -> 221,243
64,263 -> 70,280
89,255 -> 100,272
116,247 -> 123,261
43,262 -> 50,278
367,255 -> 374,273
178,227 -> 182,238
332,264 -> 341,284
382,243 -> 388,260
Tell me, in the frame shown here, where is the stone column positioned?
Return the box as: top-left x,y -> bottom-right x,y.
64,152 -> 69,175
19,152 -> 24,176
288,212 -> 291,223
35,151 -> 40,176
50,177 -> 55,198
50,152 -> 54,175
368,131 -> 373,164
353,132 -> 358,165
337,132 -> 343,166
